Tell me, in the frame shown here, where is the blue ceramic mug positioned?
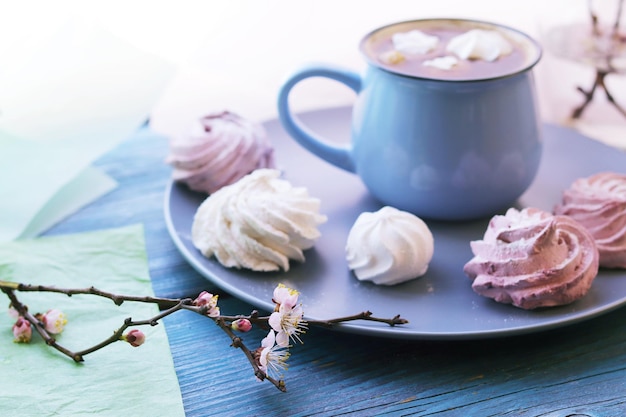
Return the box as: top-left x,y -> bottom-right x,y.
278,19 -> 543,221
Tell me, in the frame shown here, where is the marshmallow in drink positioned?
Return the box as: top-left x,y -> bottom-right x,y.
391,30 -> 439,55
423,56 -> 459,70
446,29 -> 513,62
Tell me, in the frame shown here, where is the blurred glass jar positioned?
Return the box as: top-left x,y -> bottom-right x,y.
536,0 -> 626,130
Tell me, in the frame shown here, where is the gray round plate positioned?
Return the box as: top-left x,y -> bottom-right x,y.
164,106 -> 626,340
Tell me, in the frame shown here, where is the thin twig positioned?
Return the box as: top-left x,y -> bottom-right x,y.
308,311 -> 409,328
0,281 -> 184,309
73,301 -> 189,359
613,0 -> 624,39
575,0 -> 626,119
589,0 -> 600,36
218,313 -> 270,329
2,288 -> 80,361
215,317 -> 286,392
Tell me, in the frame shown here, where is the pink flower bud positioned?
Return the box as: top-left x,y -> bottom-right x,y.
13,317 -> 32,343
42,309 -> 67,334
193,291 -> 220,317
123,329 -> 146,347
193,291 -> 216,307
231,318 -> 252,332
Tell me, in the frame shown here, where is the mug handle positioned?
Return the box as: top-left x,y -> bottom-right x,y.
277,64 -> 362,173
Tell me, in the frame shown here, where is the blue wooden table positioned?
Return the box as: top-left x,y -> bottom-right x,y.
46,125 -> 626,416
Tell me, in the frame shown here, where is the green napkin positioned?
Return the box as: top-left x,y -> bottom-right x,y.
0,225 -> 185,417
0,133 -> 119,242
17,166 -> 117,240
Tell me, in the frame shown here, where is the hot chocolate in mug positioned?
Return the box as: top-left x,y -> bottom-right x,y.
277,19 -> 543,221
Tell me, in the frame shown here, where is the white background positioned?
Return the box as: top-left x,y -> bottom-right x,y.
1,0 -> 624,145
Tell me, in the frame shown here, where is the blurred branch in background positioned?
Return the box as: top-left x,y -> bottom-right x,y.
571,0 -> 626,118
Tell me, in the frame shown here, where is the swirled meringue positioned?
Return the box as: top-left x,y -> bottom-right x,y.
463,207 -> 599,310
191,169 -> 327,272
554,172 -> 626,268
345,206 -> 434,286
166,111 -> 275,194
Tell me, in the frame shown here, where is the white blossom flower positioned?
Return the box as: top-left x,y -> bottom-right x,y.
272,284 -> 299,310
42,309 -> 67,334
269,284 -> 307,347
269,302 -> 307,347
258,330 -> 290,379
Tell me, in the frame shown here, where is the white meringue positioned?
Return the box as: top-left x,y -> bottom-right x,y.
345,206 -> 434,285
192,169 -> 327,272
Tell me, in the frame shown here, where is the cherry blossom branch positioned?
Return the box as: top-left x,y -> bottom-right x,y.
219,310 -> 408,328
574,0 -> 626,119
215,316 -> 286,392
571,69 -> 626,119
308,311 -> 408,328
74,301 -> 191,360
2,281 -> 407,392
2,287 -> 79,360
1,280 -> 184,309
613,0 -> 624,38
589,0 -> 600,36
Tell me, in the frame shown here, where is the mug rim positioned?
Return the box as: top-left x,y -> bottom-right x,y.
359,18 -> 543,83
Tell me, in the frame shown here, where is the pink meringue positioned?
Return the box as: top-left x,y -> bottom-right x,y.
166,111 -> 275,194
463,207 -> 599,310
554,172 -> 626,269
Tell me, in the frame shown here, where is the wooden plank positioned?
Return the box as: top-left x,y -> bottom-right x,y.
45,127 -> 626,416
162,302 -> 626,416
